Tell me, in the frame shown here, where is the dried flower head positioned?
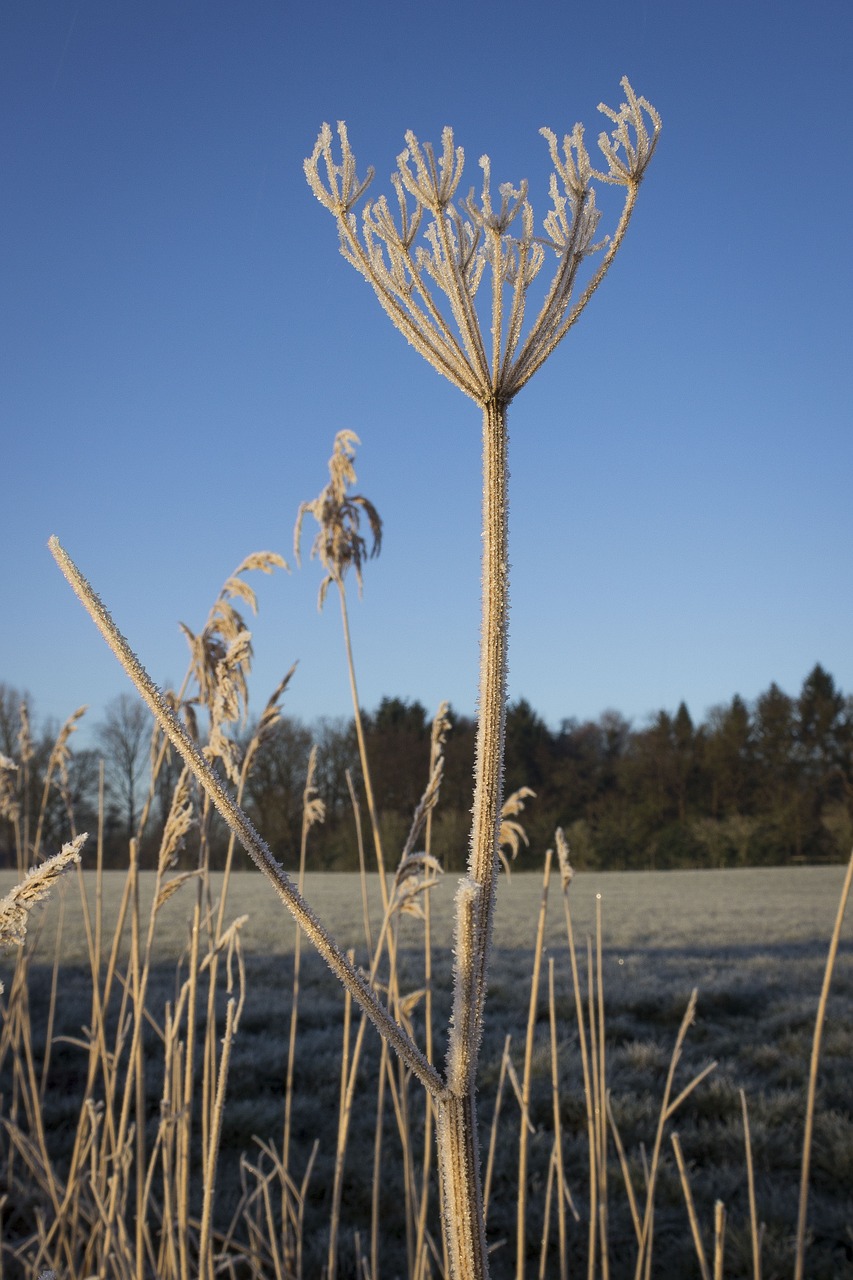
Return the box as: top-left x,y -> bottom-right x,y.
45,705 -> 87,832
0,834 -> 87,949
305,79 -> 661,405
156,766 -> 194,874
430,700 -> 452,764
555,826 -> 575,893
498,786 -> 536,875
180,551 -> 287,784
180,551 -> 287,716
391,743 -> 446,919
294,430 -> 382,608
391,852 -> 444,920
302,744 -> 326,832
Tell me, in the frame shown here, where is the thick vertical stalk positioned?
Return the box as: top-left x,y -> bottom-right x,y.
439,398 -> 510,1280
436,1093 -> 490,1280
464,398 -> 510,1053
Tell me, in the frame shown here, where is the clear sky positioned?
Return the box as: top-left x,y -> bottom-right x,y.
2,0 -> 851,745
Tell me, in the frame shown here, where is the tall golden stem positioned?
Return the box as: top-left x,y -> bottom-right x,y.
438,398 -> 510,1279
465,398 -> 510,1055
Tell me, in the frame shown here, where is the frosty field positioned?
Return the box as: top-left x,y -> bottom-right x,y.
3,864 -> 851,1278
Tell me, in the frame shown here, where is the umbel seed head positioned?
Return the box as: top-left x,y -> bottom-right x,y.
305,79 -> 661,407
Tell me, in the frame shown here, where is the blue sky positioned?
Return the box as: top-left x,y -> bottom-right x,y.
2,0 -> 851,744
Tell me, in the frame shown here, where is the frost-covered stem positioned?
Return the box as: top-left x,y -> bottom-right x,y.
464,398 -> 509,1056
48,536 -> 443,1100
338,581 -> 390,911
439,398 -> 509,1279
436,1093 -> 490,1279
794,845 -> 853,1280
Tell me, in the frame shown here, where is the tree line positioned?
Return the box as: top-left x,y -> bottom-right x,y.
1,663 -> 851,872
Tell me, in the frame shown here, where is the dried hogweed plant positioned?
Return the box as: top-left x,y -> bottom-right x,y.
49,79 -> 660,1280
305,77 -> 660,1277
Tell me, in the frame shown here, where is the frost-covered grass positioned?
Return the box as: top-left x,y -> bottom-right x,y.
4,865 -> 850,1278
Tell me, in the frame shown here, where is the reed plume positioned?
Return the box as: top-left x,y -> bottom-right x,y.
0,834 -> 87,950
295,431 -> 392,909
294,428 -> 381,609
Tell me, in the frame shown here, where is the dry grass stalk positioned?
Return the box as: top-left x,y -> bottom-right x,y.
633,990 -> 718,1280
793,843 -> 853,1280
585,931 -> 607,1279
593,893 -> 609,1276
537,1143 -> 557,1280
516,848 -> 552,1279
713,1200 -> 726,1280
498,787 -> 536,877
608,1092 -> 643,1248
482,1033 -> 512,1224
547,957 -> 569,1280
198,996 -> 237,1279
671,1132 -> 711,1280
555,828 -> 597,1279
282,744 -> 325,1217
414,703 -> 452,1280
327,949 -> 356,1280
295,431 -> 392,927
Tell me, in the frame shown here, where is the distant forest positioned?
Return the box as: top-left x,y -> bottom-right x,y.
2,663 -> 851,871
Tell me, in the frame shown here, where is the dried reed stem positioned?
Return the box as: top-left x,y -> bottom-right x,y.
537,1145 -> 557,1280
712,1201 -> 725,1280
198,997 -> 237,1279
547,958 -> 569,1280
516,848 -> 552,1278
327,949 -> 355,1280
594,893 -> 609,1275
794,845 -> 853,1280
283,745 -> 323,1211
671,1132 -> 710,1280
633,990 -> 716,1280
739,1089 -> 762,1280
482,1034 -> 512,1223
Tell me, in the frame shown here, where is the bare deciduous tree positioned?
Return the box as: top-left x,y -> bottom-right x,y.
96,692 -> 150,839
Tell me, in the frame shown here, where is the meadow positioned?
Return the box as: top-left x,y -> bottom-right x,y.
2,864 -> 851,1278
